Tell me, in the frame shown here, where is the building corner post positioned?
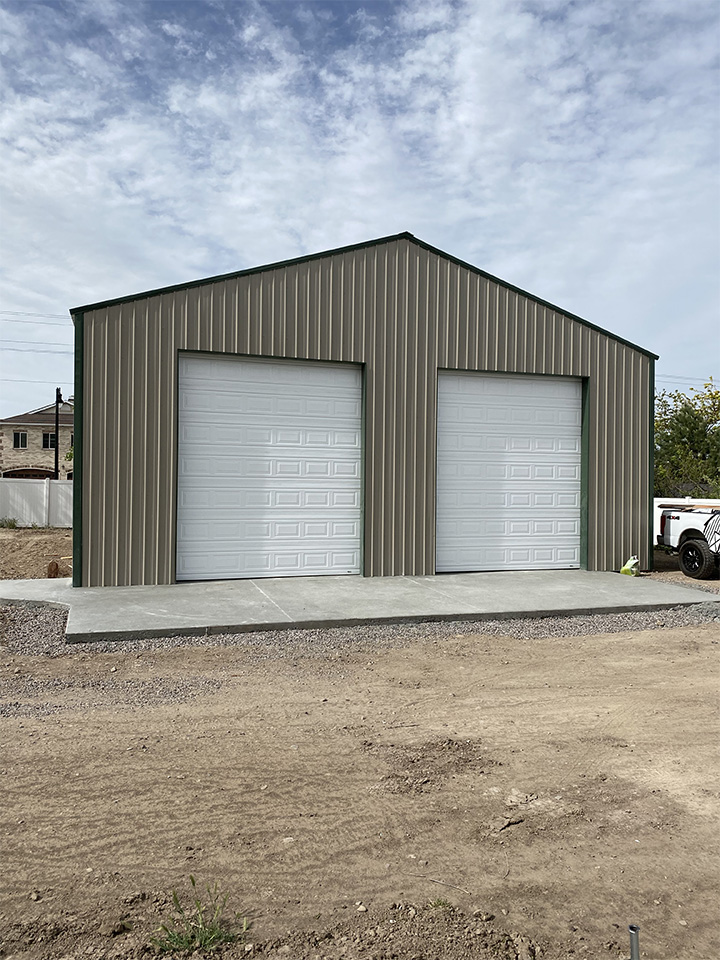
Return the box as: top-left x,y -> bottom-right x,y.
647,358 -> 655,571
72,312 -> 84,587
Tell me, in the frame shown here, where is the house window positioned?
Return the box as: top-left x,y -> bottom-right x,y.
13,431 -> 27,449
43,432 -> 56,449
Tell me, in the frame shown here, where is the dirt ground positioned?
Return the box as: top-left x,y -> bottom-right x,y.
1,617 -> 719,959
0,528 -> 73,580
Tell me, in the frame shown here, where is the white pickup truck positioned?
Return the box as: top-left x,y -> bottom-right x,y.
657,506 -> 720,579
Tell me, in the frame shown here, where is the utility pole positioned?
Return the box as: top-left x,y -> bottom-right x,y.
54,387 -> 62,480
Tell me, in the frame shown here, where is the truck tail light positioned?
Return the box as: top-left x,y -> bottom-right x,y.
660,513 -> 667,536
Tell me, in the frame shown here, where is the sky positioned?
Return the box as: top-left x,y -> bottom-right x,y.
1,0 -> 719,419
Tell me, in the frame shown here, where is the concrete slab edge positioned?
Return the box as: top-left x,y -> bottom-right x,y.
63,599 -> 720,644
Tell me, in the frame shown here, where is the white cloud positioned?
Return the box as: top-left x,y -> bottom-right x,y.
0,0 -> 718,416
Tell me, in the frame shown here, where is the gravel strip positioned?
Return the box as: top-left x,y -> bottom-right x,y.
2,598 -> 719,661
647,571 -> 720,595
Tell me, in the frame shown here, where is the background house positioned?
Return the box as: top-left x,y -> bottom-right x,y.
0,401 -> 74,479
71,233 -> 656,587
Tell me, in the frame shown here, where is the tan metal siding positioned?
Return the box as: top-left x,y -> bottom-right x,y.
81,237 -> 653,585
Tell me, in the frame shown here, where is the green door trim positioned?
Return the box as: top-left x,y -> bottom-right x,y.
580,377 -> 590,570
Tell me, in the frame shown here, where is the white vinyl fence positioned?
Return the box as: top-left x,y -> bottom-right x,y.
0,478 -> 73,527
654,496 -> 720,542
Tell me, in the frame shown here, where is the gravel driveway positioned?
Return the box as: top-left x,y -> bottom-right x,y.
2,589 -> 719,660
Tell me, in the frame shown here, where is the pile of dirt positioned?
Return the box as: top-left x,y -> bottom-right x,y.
0,899 -> 539,959
363,735 -> 500,794
258,901 -> 538,958
0,528 -> 72,580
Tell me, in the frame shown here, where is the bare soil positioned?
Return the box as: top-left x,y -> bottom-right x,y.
1,619 -> 718,959
0,528 -> 72,580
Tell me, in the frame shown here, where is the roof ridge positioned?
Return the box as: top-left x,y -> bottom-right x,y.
70,232 -> 657,360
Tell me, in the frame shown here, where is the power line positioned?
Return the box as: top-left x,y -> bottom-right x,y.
0,310 -> 69,319
3,378 -> 74,383
2,346 -> 73,354
1,339 -> 73,347
0,318 -> 72,327
656,379 -> 715,387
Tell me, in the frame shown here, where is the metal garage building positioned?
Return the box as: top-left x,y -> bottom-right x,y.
70,233 -> 656,587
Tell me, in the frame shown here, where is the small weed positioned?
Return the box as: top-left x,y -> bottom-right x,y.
427,897 -> 453,909
150,876 -> 249,954
0,517 -> 18,529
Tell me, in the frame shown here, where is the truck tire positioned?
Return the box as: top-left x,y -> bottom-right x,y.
678,538 -> 717,579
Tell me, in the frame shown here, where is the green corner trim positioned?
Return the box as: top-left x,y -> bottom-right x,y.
72,312 -> 83,587
580,378 -> 590,570
648,359 -> 655,571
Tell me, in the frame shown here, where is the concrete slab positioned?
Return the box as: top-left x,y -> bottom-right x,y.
1,570 -> 718,643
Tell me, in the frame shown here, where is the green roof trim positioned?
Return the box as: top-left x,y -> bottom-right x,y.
70,231 -> 659,360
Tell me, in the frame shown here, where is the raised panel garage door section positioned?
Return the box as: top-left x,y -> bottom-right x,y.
177,355 -> 363,580
436,372 -> 582,572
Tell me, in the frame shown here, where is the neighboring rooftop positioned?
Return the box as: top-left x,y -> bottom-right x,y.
0,401 -> 74,427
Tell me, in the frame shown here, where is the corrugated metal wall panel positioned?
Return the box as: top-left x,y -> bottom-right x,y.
80,237 -> 653,585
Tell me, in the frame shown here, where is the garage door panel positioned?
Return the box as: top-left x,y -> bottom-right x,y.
441,489 -> 580,511
182,402 -> 361,425
181,386 -> 361,422
445,435 -> 580,456
440,432 -> 581,453
444,543 -> 580,570
437,372 -> 581,572
180,455 -> 362,481
178,430 -> 361,470
176,547 -> 361,579
440,404 -> 578,428
177,355 -> 362,580
437,518 -> 580,538
557,464 -> 580,480
557,438 -> 581,453
178,518 -> 361,543
177,487 -> 361,511
440,461 -> 580,483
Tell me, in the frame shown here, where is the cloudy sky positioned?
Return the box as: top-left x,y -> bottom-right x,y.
1,0 -> 718,418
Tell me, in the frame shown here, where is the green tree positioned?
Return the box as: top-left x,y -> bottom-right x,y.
655,379 -> 720,497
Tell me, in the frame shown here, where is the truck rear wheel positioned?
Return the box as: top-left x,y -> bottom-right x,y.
678,538 -> 717,579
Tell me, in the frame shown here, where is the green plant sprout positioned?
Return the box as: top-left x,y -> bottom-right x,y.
427,897 -> 453,909
150,875 -> 249,954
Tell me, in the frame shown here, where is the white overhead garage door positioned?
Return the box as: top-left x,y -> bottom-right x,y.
436,372 -> 582,572
177,355 -> 363,580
